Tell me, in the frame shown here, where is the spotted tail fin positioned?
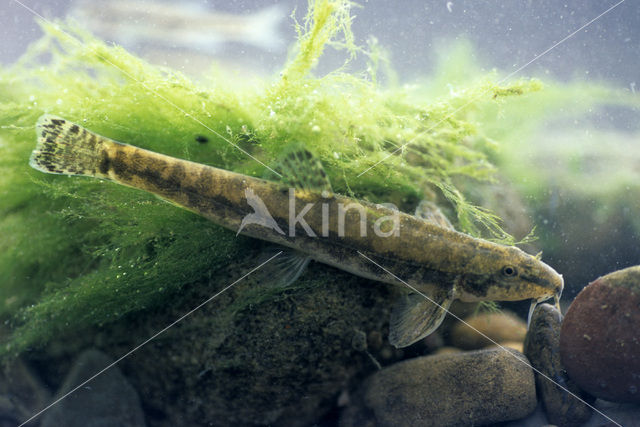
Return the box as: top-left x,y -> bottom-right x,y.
30,115 -> 111,178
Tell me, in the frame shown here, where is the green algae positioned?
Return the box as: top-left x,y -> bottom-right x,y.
0,0 -> 553,356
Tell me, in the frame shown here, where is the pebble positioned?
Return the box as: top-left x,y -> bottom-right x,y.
0,358 -> 51,426
41,349 -> 146,427
491,341 -> 524,353
432,346 -> 463,356
524,303 -> 594,426
450,310 -> 527,350
341,348 -> 536,426
560,266 -> 640,404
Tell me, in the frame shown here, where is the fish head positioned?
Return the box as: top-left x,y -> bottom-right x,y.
455,244 -> 564,306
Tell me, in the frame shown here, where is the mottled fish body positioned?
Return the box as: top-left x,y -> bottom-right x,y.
29,116 -> 564,347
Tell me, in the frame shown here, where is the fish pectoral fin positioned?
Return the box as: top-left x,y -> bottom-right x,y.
253,246 -> 311,289
389,289 -> 453,348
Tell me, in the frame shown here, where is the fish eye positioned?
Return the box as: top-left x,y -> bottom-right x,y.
502,266 -> 518,277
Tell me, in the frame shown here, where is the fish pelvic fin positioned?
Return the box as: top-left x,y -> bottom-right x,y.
30,115 -> 111,179
252,247 -> 311,289
389,287 -> 454,348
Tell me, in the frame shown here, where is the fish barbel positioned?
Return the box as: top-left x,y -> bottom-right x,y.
29,115 -> 564,347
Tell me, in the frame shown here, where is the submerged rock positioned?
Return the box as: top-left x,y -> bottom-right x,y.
41,349 -> 146,427
83,259 -> 396,427
524,303 -> 594,426
341,348 -> 536,426
450,310 -> 527,350
432,346 -> 463,356
560,266 -> 640,404
495,341 -> 524,353
0,357 -> 51,426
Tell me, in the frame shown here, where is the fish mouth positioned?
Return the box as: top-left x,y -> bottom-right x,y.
527,282 -> 564,328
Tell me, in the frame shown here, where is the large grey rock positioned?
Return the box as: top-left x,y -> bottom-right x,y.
524,303 -> 594,426
42,349 -> 145,427
31,257 -> 400,426
341,348 -> 537,426
100,260 -> 398,427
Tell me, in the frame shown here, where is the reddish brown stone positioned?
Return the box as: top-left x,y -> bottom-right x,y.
560,266 -> 640,403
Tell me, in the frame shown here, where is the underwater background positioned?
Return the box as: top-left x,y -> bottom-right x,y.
1,0 -> 639,426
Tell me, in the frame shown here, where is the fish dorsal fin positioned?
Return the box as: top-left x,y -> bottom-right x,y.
414,200 -> 455,230
269,144 -> 332,193
389,287 -> 454,348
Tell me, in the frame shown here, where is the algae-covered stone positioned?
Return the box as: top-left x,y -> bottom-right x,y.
74,259 -> 396,427
341,348 -> 536,426
41,349 -> 146,427
524,303 -> 594,427
450,310 -> 527,350
560,266 -> 640,404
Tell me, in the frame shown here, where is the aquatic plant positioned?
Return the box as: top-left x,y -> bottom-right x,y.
0,0 -> 564,356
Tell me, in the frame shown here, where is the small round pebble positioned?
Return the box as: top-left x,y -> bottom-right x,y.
450,310 -> 527,350
494,341 -> 524,353
341,348 -> 536,426
560,266 -> 640,404
432,346 -> 463,356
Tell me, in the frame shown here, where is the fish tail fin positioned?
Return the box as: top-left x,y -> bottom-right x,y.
246,4 -> 284,51
30,115 -> 111,179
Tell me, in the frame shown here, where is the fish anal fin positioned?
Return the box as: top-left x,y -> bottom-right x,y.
389,288 -> 453,348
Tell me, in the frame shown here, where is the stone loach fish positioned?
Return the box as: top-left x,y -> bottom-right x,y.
29,115 -> 564,347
